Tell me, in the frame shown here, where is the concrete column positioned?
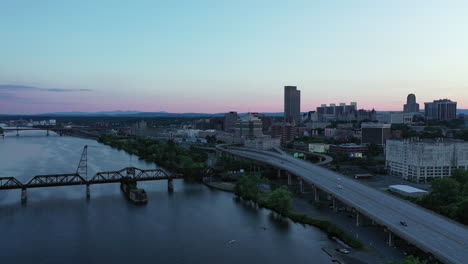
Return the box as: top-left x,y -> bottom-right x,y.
332,198 -> 338,212
356,212 -> 361,227
277,169 -> 281,178
287,173 -> 292,186
314,186 -> 319,201
86,185 -> 90,199
46,130 -> 50,136
21,188 -> 27,204
298,178 -> 303,193
168,179 -> 174,192
16,130 -> 19,137
388,232 -> 394,246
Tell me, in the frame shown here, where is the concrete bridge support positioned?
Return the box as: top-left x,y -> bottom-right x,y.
388,231 -> 394,247
332,198 -> 338,212
298,178 -> 303,193
356,212 -> 361,227
46,130 -> 50,136
16,130 -> 19,137
313,185 -> 319,201
168,179 -> 174,192
86,185 -> 90,199
21,188 -> 27,204
277,169 -> 281,178
287,173 -> 292,186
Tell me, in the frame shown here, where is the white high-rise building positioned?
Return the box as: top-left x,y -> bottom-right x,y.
386,138 -> 468,182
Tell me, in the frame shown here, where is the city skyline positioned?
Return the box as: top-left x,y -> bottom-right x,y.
1,1 -> 468,114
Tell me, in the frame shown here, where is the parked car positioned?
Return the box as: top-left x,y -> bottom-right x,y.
400,221 -> 408,226
337,185 -> 343,189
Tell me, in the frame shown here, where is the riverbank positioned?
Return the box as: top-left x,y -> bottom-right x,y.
204,180 -> 236,192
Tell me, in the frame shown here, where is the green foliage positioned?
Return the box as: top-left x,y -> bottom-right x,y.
265,186 -> 292,214
430,178 -> 460,204
98,135 -> 208,170
417,171 -> 468,224
287,212 -> 363,249
205,135 -> 217,144
387,256 -> 428,264
214,156 -> 261,173
454,130 -> 468,141
234,175 -> 266,201
453,169 -> 468,185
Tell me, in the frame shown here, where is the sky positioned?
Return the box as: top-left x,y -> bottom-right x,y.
1,0 -> 467,114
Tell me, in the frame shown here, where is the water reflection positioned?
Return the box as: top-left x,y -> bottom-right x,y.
0,133 -> 337,264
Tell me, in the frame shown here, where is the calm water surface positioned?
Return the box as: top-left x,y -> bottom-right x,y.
0,131 -> 338,264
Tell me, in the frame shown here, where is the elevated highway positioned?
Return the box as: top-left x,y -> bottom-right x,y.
216,145 -> 468,264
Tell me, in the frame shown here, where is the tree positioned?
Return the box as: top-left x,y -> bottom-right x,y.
235,175 -> 264,201
453,169 -> 468,185
389,256 -> 428,264
457,199 -> 468,225
266,186 -> 292,214
430,178 -> 460,204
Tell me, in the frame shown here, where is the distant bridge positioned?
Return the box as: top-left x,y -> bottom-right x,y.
1,127 -> 102,138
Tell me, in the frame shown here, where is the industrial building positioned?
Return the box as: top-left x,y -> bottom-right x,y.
386,138 -> 468,182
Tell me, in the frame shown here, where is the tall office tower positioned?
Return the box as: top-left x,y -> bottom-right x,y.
284,86 -> 301,124
403,94 -> 420,113
424,99 -> 457,121
223,111 -> 238,133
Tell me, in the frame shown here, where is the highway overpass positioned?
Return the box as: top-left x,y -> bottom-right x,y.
216,145 -> 468,264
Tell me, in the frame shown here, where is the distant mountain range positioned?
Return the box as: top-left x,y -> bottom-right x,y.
22,111 -> 285,117
1,109 -> 467,117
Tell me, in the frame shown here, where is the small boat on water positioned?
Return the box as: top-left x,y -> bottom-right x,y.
120,177 -> 148,205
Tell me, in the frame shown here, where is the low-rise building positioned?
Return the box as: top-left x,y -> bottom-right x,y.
309,143 -> 330,153
389,185 -> 428,198
328,143 -> 368,157
386,138 -> 468,182
244,135 -> 280,150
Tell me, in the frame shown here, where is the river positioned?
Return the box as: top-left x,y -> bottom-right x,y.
0,130 -> 339,264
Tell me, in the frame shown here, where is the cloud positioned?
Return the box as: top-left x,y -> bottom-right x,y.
0,85 -> 92,92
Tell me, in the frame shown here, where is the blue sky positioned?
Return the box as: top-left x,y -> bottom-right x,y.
1,0 -> 467,113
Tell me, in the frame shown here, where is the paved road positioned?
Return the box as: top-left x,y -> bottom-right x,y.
217,146 -> 468,264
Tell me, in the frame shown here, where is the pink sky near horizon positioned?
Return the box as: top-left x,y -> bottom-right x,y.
1,86 -> 466,114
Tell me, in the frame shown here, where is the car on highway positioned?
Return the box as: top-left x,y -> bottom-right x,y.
400,221 -> 408,226
335,248 -> 350,254
337,185 -> 343,189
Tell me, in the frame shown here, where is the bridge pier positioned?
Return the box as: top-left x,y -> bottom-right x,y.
168,179 -> 174,192
16,130 -> 19,137
356,212 -> 361,227
313,185 -> 319,201
287,173 -> 292,185
388,231 -> 394,246
277,169 -> 281,178
332,198 -> 338,212
21,188 -> 27,204
298,177 -> 303,193
86,185 -> 90,199
46,130 -> 50,136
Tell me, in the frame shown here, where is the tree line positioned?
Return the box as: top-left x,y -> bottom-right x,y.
98,135 -> 208,170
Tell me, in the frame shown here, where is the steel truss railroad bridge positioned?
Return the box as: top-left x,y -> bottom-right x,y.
0,167 -> 209,203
